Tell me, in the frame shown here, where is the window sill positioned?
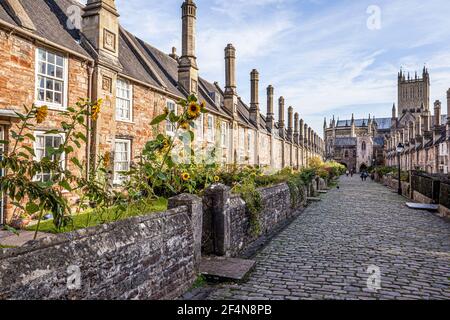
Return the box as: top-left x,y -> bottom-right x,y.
116,119 -> 134,124
35,101 -> 66,111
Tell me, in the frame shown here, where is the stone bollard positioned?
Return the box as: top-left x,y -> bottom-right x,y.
168,193 -> 203,270
203,183 -> 231,257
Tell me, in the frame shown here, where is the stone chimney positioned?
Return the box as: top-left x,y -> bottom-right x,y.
3,0 -> 36,31
169,47 -> 179,60
266,85 -> 275,131
304,124 -> 309,146
249,69 -> 260,126
224,44 -> 238,117
83,0 -> 120,68
178,0 -> 199,94
447,89 -> 450,125
299,119 -> 304,145
294,113 -> 299,144
278,97 -> 285,138
287,106 -> 293,141
434,100 -> 441,127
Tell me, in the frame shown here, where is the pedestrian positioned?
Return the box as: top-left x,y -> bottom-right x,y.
360,171 -> 364,181
350,169 -> 354,177
346,170 -> 349,177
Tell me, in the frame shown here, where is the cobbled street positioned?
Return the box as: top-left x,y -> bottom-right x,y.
207,177 -> 450,300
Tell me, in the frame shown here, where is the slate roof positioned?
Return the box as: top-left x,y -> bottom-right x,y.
373,136 -> 384,146
13,0 -> 90,57
373,117 -> 391,130
334,137 -> 357,147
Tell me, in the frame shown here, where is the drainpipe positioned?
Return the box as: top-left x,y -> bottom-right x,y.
86,61 -> 94,179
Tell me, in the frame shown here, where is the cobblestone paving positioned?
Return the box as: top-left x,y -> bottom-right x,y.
207,177 -> 450,300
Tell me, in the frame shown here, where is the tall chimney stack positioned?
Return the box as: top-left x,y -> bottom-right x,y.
287,106 -> 293,141
224,44 -> 238,117
294,113 -> 299,144
434,100 -> 441,127
266,85 -> 275,131
178,0 -> 199,94
278,97 -> 285,138
299,119 -> 304,145
447,89 -> 450,125
249,69 -> 260,126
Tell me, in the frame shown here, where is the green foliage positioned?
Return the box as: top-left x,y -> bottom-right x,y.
27,198 -> 167,233
287,175 -> 306,208
232,179 -> 263,237
0,100 -> 107,237
190,275 -> 207,289
124,95 -> 208,198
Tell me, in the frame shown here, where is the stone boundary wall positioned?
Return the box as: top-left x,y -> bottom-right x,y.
382,175 -> 449,218
0,194 -> 202,300
202,182 -> 310,257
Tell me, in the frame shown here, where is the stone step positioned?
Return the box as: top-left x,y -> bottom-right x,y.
318,190 -> 328,194
406,203 -> 439,211
307,197 -> 321,202
200,256 -> 256,283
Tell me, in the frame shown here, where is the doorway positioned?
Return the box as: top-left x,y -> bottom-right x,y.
359,163 -> 368,173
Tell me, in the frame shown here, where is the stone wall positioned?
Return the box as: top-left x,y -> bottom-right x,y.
202,182 -> 308,257
0,195 -> 202,300
382,174 -> 450,218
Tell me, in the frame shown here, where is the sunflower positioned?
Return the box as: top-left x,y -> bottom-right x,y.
187,102 -> 201,119
181,172 -> 190,181
163,106 -> 169,115
103,152 -> 111,168
214,175 -> 220,183
180,120 -> 190,130
91,99 -> 103,121
160,138 -> 170,152
35,105 -> 48,124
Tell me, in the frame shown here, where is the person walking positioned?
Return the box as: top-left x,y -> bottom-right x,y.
346,170 -> 349,177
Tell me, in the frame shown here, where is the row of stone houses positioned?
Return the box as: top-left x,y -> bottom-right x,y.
385,93 -> 449,174
0,0 -> 324,225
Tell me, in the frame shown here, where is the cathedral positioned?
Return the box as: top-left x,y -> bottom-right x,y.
325,68 -> 449,174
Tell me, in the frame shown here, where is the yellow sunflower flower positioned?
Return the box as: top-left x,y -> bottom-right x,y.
180,120 -> 190,130
91,99 -> 102,121
35,105 -> 48,124
214,176 -> 220,182
187,102 -> 201,119
103,152 -> 111,168
181,172 -> 190,181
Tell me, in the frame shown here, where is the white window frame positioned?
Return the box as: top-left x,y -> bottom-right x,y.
114,139 -> 132,185
239,127 -> 245,161
166,100 -> 177,136
221,122 -> 228,148
207,115 -> 215,143
33,131 -> 66,182
116,79 -> 133,122
195,113 -> 204,141
34,47 -> 68,110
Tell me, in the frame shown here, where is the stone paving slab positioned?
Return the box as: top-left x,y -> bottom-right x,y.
200,256 -> 256,282
205,176 -> 450,300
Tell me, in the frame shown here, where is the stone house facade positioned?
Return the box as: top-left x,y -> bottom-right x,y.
0,0 -> 324,225
325,68 -> 449,175
386,70 -> 449,175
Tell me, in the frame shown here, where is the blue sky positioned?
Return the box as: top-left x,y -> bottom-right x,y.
81,0 -> 450,135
